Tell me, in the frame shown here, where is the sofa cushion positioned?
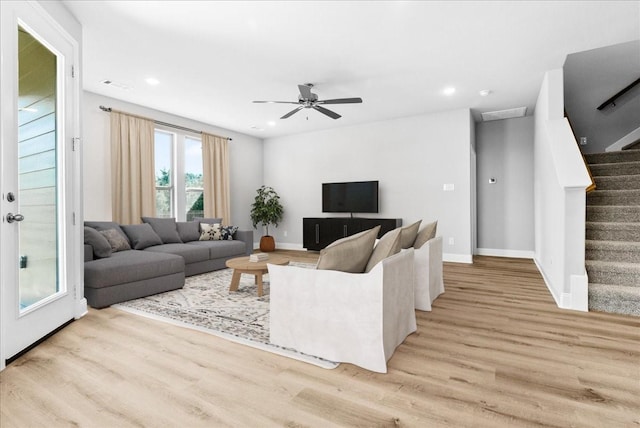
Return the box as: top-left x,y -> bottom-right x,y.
400,220 -> 421,249
144,243 -> 210,264
194,217 -> 223,225
84,250 -> 184,289
85,221 -> 130,245
365,227 -> 402,273
100,228 -> 132,252
414,220 -> 438,249
316,226 -> 380,273
121,223 -> 163,250
84,226 -> 112,258
176,221 -> 201,242
142,217 -> 182,243
187,240 -> 247,259
199,222 -> 223,240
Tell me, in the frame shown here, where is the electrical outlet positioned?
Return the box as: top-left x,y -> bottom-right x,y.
283,230 -> 288,237
448,237 -> 454,245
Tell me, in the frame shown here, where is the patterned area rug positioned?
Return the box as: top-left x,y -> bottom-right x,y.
113,262 -> 338,369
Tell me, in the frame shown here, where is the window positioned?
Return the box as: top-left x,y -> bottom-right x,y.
154,130 -> 174,218
184,136 -> 203,220
154,129 -> 203,220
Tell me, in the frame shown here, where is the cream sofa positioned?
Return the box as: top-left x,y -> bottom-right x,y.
268,249 -> 416,373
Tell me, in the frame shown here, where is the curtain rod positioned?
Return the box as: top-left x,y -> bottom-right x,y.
99,105 -> 232,141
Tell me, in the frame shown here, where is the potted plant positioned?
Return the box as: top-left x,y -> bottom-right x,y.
250,185 -> 284,252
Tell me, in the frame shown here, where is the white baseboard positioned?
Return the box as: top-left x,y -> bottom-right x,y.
476,248 -> 534,259
443,253 -> 473,264
533,257 -> 588,312
605,126 -> 640,151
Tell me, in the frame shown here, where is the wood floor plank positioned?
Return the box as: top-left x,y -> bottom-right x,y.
1,253 -> 639,427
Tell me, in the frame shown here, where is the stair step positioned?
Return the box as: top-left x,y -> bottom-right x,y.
585,240 -> 640,263
584,149 -> 640,164
585,260 -> 640,286
586,189 -> 640,206
586,222 -> 640,241
588,284 -> 640,316
586,206 -> 640,223
593,174 -> 640,190
589,161 -> 640,176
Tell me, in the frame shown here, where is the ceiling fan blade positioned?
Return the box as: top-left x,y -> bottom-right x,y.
253,100 -> 300,104
298,84 -> 314,100
281,106 -> 304,119
317,97 -> 363,105
313,105 -> 341,119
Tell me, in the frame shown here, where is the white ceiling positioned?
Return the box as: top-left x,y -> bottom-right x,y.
63,1 -> 640,139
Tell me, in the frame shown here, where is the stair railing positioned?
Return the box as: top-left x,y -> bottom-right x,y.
565,110 -> 596,193
597,77 -> 640,110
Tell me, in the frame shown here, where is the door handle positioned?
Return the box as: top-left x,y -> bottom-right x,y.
6,213 -> 24,223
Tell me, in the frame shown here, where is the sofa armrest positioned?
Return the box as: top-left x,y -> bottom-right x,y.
233,229 -> 254,256
413,236 -> 444,311
268,249 -> 416,373
84,244 -> 94,262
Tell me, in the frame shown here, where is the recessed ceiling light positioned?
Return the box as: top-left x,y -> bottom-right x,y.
443,87 -> 456,96
267,121 -> 276,127
479,89 -> 492,97
145,77 -> 160,86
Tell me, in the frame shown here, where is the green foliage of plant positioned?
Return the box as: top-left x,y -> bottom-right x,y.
187,193 -> 204,221
250,185 -> 284,236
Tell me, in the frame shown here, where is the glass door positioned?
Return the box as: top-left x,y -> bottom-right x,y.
1,1 -> 82,368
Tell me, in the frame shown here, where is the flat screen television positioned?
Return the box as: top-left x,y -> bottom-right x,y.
322,180 -> 379,214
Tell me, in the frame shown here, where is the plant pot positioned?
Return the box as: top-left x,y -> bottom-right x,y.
259,235 -> 276,252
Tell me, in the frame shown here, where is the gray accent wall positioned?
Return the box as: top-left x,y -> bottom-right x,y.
476,116 -> 534,256
263,108 -> 475,263
564,40 -> 640,154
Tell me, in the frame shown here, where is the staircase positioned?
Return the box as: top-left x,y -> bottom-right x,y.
584,149 -> 640,316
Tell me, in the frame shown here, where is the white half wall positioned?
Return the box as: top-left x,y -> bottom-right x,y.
534,69 -> 591,311
82,91 -> 263,230
263,109 -> 474,263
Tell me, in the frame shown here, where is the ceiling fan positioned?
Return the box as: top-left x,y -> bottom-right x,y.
253,83 -> 362,120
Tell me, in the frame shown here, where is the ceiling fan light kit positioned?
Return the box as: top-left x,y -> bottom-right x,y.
253,83 -> 363,120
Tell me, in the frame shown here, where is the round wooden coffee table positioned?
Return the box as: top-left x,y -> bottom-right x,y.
225,254 -> 290,297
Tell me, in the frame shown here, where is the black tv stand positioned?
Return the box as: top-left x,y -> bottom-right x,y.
303,217 -> 402,251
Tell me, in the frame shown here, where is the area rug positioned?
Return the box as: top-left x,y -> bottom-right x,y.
112,262 -> 339,369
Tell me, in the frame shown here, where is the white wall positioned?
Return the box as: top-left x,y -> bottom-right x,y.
476,116 -> 534,257
82,91 -> 263,230
263,108 -> 474,263
534,69 -> 591,311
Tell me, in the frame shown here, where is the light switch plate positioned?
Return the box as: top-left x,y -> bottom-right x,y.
443,183 -> 455,191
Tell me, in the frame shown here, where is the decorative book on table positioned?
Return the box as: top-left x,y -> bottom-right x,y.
249,253 -> 269,262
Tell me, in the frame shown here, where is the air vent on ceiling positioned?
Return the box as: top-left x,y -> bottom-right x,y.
100,79 -> 130,90
481,107 -> 527,122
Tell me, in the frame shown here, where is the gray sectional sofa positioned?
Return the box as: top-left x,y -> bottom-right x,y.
84,217 -> 253,308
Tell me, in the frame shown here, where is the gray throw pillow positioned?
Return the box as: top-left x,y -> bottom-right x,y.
176,221 -> 201,242
85,221 -> 130,245
84,226 -> 112,258
365,227 -> 402,272
141,217 -> 182,243
414,220 -> 438,249
316,226 -> 380,273
400,220 -> 422,249
99,228 -> 132,252
121,224 -> 163,250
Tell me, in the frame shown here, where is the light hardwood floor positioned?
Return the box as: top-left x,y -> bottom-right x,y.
1,253 -> 638,427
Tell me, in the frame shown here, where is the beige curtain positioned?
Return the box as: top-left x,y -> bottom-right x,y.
202,132 -> 231,225
110,111 -> 156,224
